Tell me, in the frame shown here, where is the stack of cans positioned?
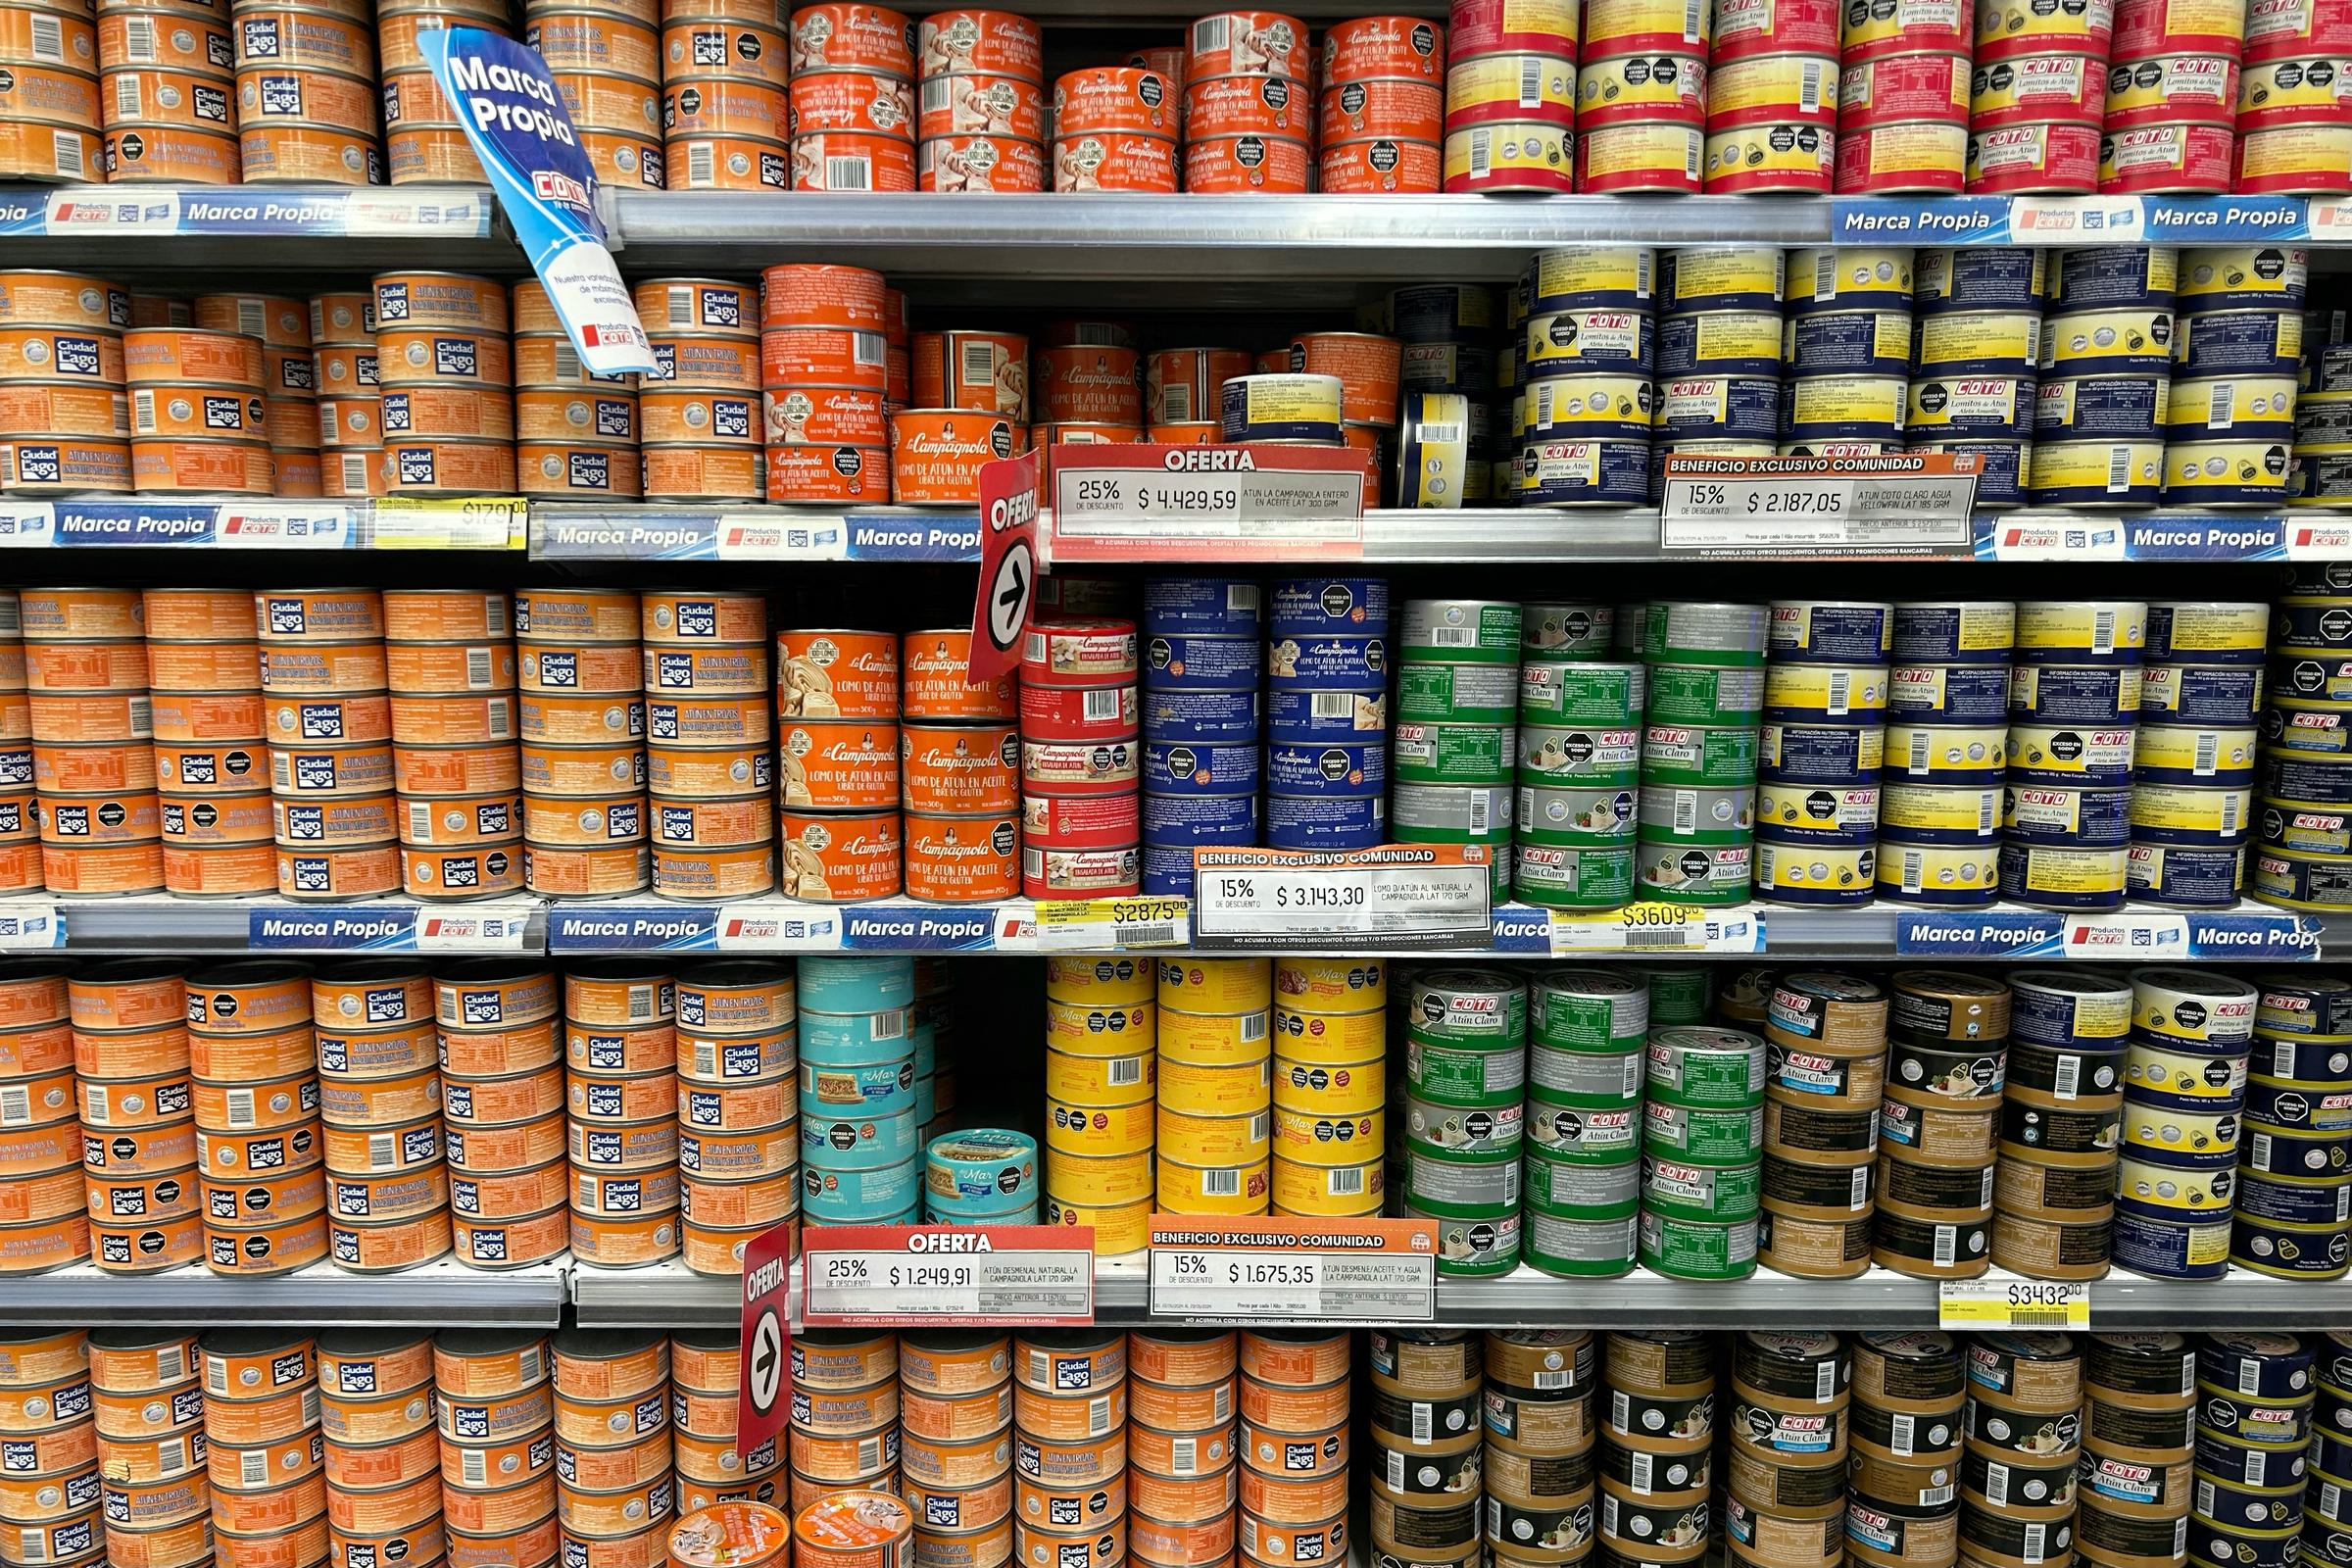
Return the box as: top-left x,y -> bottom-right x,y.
895,1328 -> 997,1554
1956,1337 -> 2083,1568
1238,1332 -> 1348,1568
1267,576 -> 1388,851
1050,65 -> 1181,193
2291,316 -> 2352,504
101,0 -> 239,184
71,962 -> 191,1274
1519,246 -> 1654,508
1877,599 -> 2011,907
318,1332 -> 443,1568
1759,974 -> 1894,1280
787,1 -> 913,190
1845,1332 -> 1966,1568
1142,576 -> 1260,898
434,1330 -> 556,1564
517,587 -> 653,900
1013,1331 -> 1129,1568
2254,564 -> 2352,910
566,963 -> 680,1273
2001,598 -> 2149,911
1570,3 -> 1702,196
1755,602 -> 1886,906
1596,1332 -> 1713,1560
1022,613 -> 1140,900
1365,1329 -> 1480,1564
2116,967 -> 2256,1280
1394,598 -> 1516,901
371,270 -> 515,499
2102,0 -> 2240,193
1704,23 -> 1836,194
1480,1331 -> 1596,1568
647,590 -> 773,903
1967,0 -> 2109,194
1155,956 -> 1271,1219
1640,602 -> 1765,906
2032,246 -> 2173,506
143,587 -> 270,897
1781,247 -> 1911,466
1181,7 -> 1309,193
656,0 -> 775,189
2167,245 -> 2304,507
209,1336 -> 324,1561
1321,15 -> 1445,193
1274,956 -> 1384,1220
761,264 -> 890,506
1397,966 -> 1524,1278
798,955 -> 917,1228
916,8 -> 1046,192
197,293 -> 320,497
677,962 -> 799,1277
0,270 -> 132,497
553,1331 -> 675,1563
227,0 -> 384,183
524,0 -> 662,196
1721,1332 -> 1851,1568
2233,976 -> 2352,1281
126,325 -> 271,497
316,962 -> 453,1274
1522,969 -> 1643,1280
1835,0 -> 1970,193
644,273 -> 765,506
1442,0 -> 1573,192
379,0 -> 505,183
181,966 -> 315,1275
2190,1334 -> 2314,1568
384,588 -> 522,903
437,963 -> 564,1272
1041,954 -> 1154,1256
672,1331 -> 753,1511
1640,1022 -> 1762,1281
257,588 -> 395,901
1993,969 -> 2129,1276
78,1330 -> 193,1564
1129,1328 -> 1240,1568
514,278 -> 640,500
1906,249 -> 2041,507
1514,602 -> 1640,910
1652,244 -> 1787,488
2129,600 -> 2266,907
311,289 -> 383,500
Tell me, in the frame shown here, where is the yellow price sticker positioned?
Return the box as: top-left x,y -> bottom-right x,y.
1936,1278 -> 2089,1331
1034,897 -> 1189,950
371,497 -> 527,550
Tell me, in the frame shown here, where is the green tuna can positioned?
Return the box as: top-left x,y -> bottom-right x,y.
1403,1036 -> 1526,1107
1644,1025 -> 1767,1107
1524,1208 -> 1641,1278
1638,835 -> 1756,906
1529,1100 -> 1642,1163
1402,1093 -> 1524,1158
1521,724 -> 1642,788
1391,784 -> 1512,901
1514,843 -> 1639,908
1530,1044 -> 1643,1107
1394,721 -> 1514,786
1641,1153 -> 1762,1222
1638,785 -> 1756,845
1639,1207 -> 1759,1279
1520,661 -> 1645,725
1644,1100 -> 1765,1164
1641,722 -> 1761,787
1632,966 -> 1713,1025
1517,783 -> 1638,847
1533,967 -> 1650,1051
1525,1146 -> 1642,1220
1403,599 -> 1522,663
1403,1200 -> 1522,1277
1647,663 -> 1766,726
1525,602 -> 1615,660
1398,660 -> 1518,724
1403,1141 -> 1521,1216
1405,969 -> 1527,1046
1643,602 -> 1770,667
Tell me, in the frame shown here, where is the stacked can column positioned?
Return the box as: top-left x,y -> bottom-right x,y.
916,7 -> 1045,191
1705,0 -> 1837,194
206,1332 -> 328,1559
798,956 -> 917,1229
552,1330 -> 673,1563
1013,1332 -> 1127,1568
1640,602 -> 1765,906
1518,248 -> 1653,508
2253,564 -> 2352,910
2003,598 -> 2148,911
1319,14 -> 1445,193
786,0 -> 912,190
1478,1330 -> 1594,1568
1129,1328 -> 1239,1568
660,0 -> 782,190
895,1328 -> 1000,1550
514,279 -> 641,500
196,293 -> 319,497
1140,576 -> 1257,898
2131,600 -> 2267,906
1781,247 -> 1912,465
1722,1333 -> 1851,1568
517,587 -> 651,900
1271,956 -> 1384,1220
378,0 -> 509,182
644,591 -> 773,902
637,275 -> 763,504
1869,966 -> 1998,1280
2191,1335 -> 2313,1568
22,586 -> 159,896
1968,0 -> 2109,193
315,961 -> 453,1275
525,0 -> 663,194
1650,245 -> 1786,489
1836,0 -> 1971,193
2232,976 -> 2352,1280
439,962 -> 569,1272
1755,602 -> 1887,906
1904,256 -> 2040,507
1383,283 -> 1501,502
78,1330 -> 192,1565
2034,245 -> 2175,506
1595,1332 -> 1711,1567
1237,1331 -> 1348,1568
226,0 -> 381,184
137,587 -> 270,897
2167,247 -> 2303,507
1265,575 -> 1386,852
319,1333 -> 441,1568
100,0 -> 239,183
311,290 -> 382,500
0,1332 -> 92,1558
762,263 -> 891,503
1180,8 -> 1309,192
434,1330 -> 557,1563
765,621 -> 901,900
371,270 -> 515,499
257,588 -> 393,901
563,963 -> 681,1272
1040,956 -> 1152,1256
1845,1329 -> 1966,1568
383,588 -> 522,904
790,1329 -> 895,1512
0,271 -> 131,497
1569,0 -> 1701,195
97,1330 -> 217,1559
1375,604 -> 1509,903
1878,600 -> 2012,909
1959,1336 -> 2083,1568
67,962 -> 185,1274
1155,956 -> 1270,1219
1397,966 -> 1523,1276
1520,969 -> 1642,1279
2116,968 -> 2256,1280
185,962 -> 323,1277
1051,65 -> 1179,192
1757,974 -> 1893,1280
1640,1022 -> 1761,1280
2082,1338 -> 2191,1568
1992,968 -> 2130,1277
1514,605 -> 1640,910
0,0 -> 97,182
1021,614 -> 1136,901
1365,1329 -> 1480,1564
2103,0 -> 2240,190
673,1330 -> 762,1511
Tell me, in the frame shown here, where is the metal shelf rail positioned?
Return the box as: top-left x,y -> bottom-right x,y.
0,1259 -> 568,1328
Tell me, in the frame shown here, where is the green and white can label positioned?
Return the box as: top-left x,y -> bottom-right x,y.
1525,1209 -> 1640,1278
1521,661 -> 1646,725
1639,1208 -> 1759,1279
1647,664 -> 1766,726
1634,966 -> 1712,1026
1404,600 -> 1523,663
1644,602 -> 1771,666
1531,1042 -> 1645,1106
1526,1147 -> 1642,1220
1406,1036 -> 1528,1107
1404,1144 -> 1523,1217
1394,783 -> 1511,840
1642,1153 -> 1763,1222
1641,723 -> 1761,787
1645,1101 -> 1766,1164
1646,1027 -> 1768,1106
1638,838 -> 1756,905
1395,721 -> 1515,786
1404,1095 -> 1525,1158
1399,661 -> 1518,724
1407,970 -> 1529,1045
1530,1102 -> 1642,1162
1525,602 -> 1616,658
1522,725 -> 1642,786
1518,784 -> 1639,846
1408,1202 -> 1523,1276
1515,843 -> 1641,908
1533,968 -> 1650,1051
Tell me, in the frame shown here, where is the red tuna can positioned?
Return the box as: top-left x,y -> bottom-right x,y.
1565,121 -> 1692,189
1320,135 -> 1443,189
789,131 -> 918,189
1323,77 -> 1445,140
1448,0 -> 1575,59
1023,791 -> 1140,852
1711,0 -> 1837,59
918,9 -> 1045,82
790,4 -> 915,76
1325,15 -> 1446,77
2099,121 -> 2235,186
1971,54 -> 2107,126
2246,0 -> 2352,61
1835,121 -> 1969,188
1839,53 -> 1971,128
2236,58 -> 2352,128
2105,55 -> 2238,124
1965,121 -> 2101,187
920,133 -> 1046,188
1707,51 -> 1838,128
2116,0 -> 2254,57
915,72 -> 1044,139
1182,130 -> 1311,190
1055,67 -> 1179,134
1185,73 -> 1312,136
1186,12 -> 1310,82
1703,122 -> 1834,189
1052,130 -> 1179,189
1575,53 -> 1707,126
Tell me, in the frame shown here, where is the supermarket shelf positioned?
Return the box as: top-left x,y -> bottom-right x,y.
0,1259 -> 566,1327
567,1257 -> 2352,1330
0,184 -> 515,279
0,497 -> 522,551
43,896 -> 543,954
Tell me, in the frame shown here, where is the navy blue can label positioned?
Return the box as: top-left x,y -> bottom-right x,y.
2231,1170 -> 2351,1228
2109,1207 -> 2231,1279
1521,439 -> 1651,505
2142,665 -> 2261,726
2049,246 -> 2176,311
1654,375 -> 1779,441
1267,687 -> 1386,739
1143,742 -> 1259,794
1143,790 -> 1257,843
2261,703 -> 2352,757
1144,844 -> 1200,897
2261,755 -> 2352,806
1143,687 -> 1262,743
2175,310 -> 2301,377
1267,792 -> 1385,849
1892,602 -> 2017,665
1144,577 -> 1263,634
1268,633 -> 1387,689
1785,311 -> 1913,377
1918,248 -> 2046,314
2009,969 -> 2133,1050
1889,663 -> 2011,722
2127,842 -> 2246,908
1759,722 -> 1884,784
1144,634 -> 1260,692
2005,785 -> 2131,847
1265,740 -> 1385,796
2010,664 -> 2140,724
2035,375 -> 2169,439
1270,577 -> 1389,636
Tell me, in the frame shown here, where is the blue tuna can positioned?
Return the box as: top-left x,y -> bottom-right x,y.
1144,792 -> 1259,844
1143,687 -> 1262,743
1786,311 -> 1913,377
1759,722 -> 1884,785
800,1105 -> 921,1172
799,955 -> 913,1012
2232,1169 -> 2351,1228
2263,756 -> 2352,806
1892,602 -> 2017,665
2035,375 -> 2168,440
1270,577 -> 1389,636
2005,785 -> 2131,847
1267,793 -> 1386,849
798,1052 -> 917,1120
1889,664 -> 2011,723
1917,248 -> 2047,314
1266,740 -> 1386,797
1267,687 -> 1387,740
2144,665 -> 2262,726
1145,577 -> 1263,634
2010,665 -> 2138,724
1267,634 -> 1387,689
2128,842 -> 2246,908
1144,633 -> 1261,691
1143,742 -> 1260,794
1652,375 -> 1780,442
802,1156 -> 919,1222
2108,1207 -> 2232,1280
802,1007 -> 914,1065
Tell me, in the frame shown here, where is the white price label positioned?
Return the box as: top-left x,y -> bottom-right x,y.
1938,1275 -> 2090,1330
806,1248 -> 1094,1321
1149,1248 -> 1433,1322
1547,903 -> 1764,955
412,906 -> 536,952
1049,447 -> 1367,561
1192,863 -> 1489,949
1034,897 -> 1189,952
2059,913 -> 2188,957
1661,471 -> 1975,553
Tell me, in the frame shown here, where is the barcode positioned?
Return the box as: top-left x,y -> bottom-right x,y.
1089,1396 -> 1111,1436
1329,1165 -> 1362,1194
339,453 -> 368,492
2326,1484 -> 2343,1518
158,1347 -> 183,1382
466,648 -> 493,688
488,700 -> 512,739
858,1437 -> 882,1470
1250,1111 -> 1269,1141
1932,1225 -> 1955,1266
825,156 -> 872,189
854,331 -> 885,367
30,12 -> 62,57
2221,792 -> 2239,833
463,1446 -> 487,1485
1631,1450 -> 1652,1491
130,696 -> 150,731
1682,0 -> 1701,33
873,1007 -> 906,1041
921,75 -> 951,111
1171,1437 -> 1198,1474
1107,1057 -> 1142,1086
241,1448 -> 268,1486
1908,729 -> 1930,772
1684,137 -> 1701,178
1627,927 -> 1690,948
1800,61 -> 1822,109
1418,422 -> 1462,443
133,389 -> 155,432
1192,15 -> 1230,51
1889,1412 -> 1915,1454
116,73 -> 142,118
1469,127 -> 1491,176
553,339 -> 584,380
1815,254 -> 1838,300
2207,381 -> 2234,428
2024,1524 -> 2045,1561
2006,1306 -> 2071,1328
0,1085 -> 26,1123
1903,850 -> 1924,893
693,1041 -> 717,1076
1828,670 -> 1850,713
1674,791 -> 1696,834
1163,383 -> 1191,421
205,1358 -> 227,1395
1979,792 -> 1996,831
577,1173 -> 597,1207
2194,734 -> 2216,773
1412,1405 -> 1432,1444
1519,56 -> 1542,104
1310,693 -> 1356,720
1470,793 -> 1490,832
518,1345 -> 541,1383
52,129 -> 81,179
1534,1369 -> 1569,1390
689,143 -> 714,185
2105,448 -> 2131,491
1240,1013 -> 1267,1042
226,1088 -> 255,1127
1850,1167 -> 1869,1207
84,1089 -> 108,1125
1386,1450 -> 1405,1490
961,341 -> 996,386
157,1435 -> 186,1474
1986,1462 -> 2011,1504
368,1132 -> 395,1168
1636,251 -> 1653,294
625,985 -> 653,1020
662,286 -> 691,327
235,299 -> 263,338
410,800 -> 436,840
1202,1168 -> 1240,1196
1083,689 -> 1120,720
20,1526 -> 44,1561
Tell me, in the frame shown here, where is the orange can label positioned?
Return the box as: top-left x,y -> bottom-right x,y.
146,641 -> 263,692
905,812 -> 1018,901
775,629 -> 897,719
791,4 -> 914,74
42,741 -> 158,793
393,742 -> 522,797
373,329 -> 512,389
183,1023 -> 310,1083
21,587 -> 142,639
775,810 -> 898,901
679,1169 -> 798,1229
778,720 -> 898,809
519,691 -> 646,746
524,841 -> 654,898
39,840 -> 164,895
158,792 -> 271,843
24,639 -> 147,692
439,1470 -> 558,1536
0,382 -> 125,438
0,327 -> 123,385
0,1019 -> 73,1077
522,643 -> 641,694
451,1156 -> 571,1220
162,841 -> 274,895
642,441 -> 762,501
384,642 -> 517,694
123,328 -> 261,387
0,269 -> 121,333
454,1204 -> 568,1268
148,692 -> 265,745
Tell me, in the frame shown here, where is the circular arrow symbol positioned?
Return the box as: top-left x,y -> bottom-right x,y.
989,539 -> 1033,653
747,1307 -> 784,1415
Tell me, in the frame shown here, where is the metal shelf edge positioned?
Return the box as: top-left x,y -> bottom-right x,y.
0,1262 -> 567,1327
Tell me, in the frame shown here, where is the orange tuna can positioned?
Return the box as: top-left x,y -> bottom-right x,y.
642,442 -> 763,500
777,720 -> 898,809
1185,73 -> 1309,136
378,435 -> 517,493
374,271 -> 509,332
516,589 -> 640,645
921,132 -> 1046,188
159,794 -> 270,844
145,643 -> 263,693
900,723 -> 1018,813
38,840 -> 164,894
790,4 -> 914,74
122,328 -> 262,387
389,694 -> 516,748
328,1208 -> 454,1272
904,813 -> 1017,902
647,744 -> 769,798
517,387 -> 638,443
775,630 -> 896,720
568,1207 -> 680,1268
764,384 -> 888,445
791,128 -> 918,186
322,1163 -> 446,1222
201,1165 -> 326,1226
85,1121 -> 199,1179
640,389 -> 762,446
521,692 -> 647,746
522,643 -> 643,694
34,791 -> 159,845
449,1155 -> 570,1220
191,293 -> 305,349
380,384 -> 517,441
1320,134 -> 1442,191
760,264 -> 888,333
43,740 -> 159,793
403,841 -> 525,900
917,73 -> 1043,142
791,68 -> 916,135
775,810 -> 899,901
901,630 -> 1015,720
317,1330 -> 434,1398
569,1020 -> 674,1077
433,1425 -> 550,1490
764,440 -> 888,501
68,959 -> 181,1032
889,409 -> 1025,502
0,1164 -> 84,1224
452,1204 -> 568,1269
162,840 -> 276,894
1054,67 -> 1176,134
0,1019 -> 72,1078
0,383 -> 127,439
0,328 -> 124,385
1035,346 -> 1141,424
0,273 -> 124,335
760,324 -> 888,390
191,1071 -> 319,1132
566,1114 -> 677,1174
22,638 -> 145,692
257,642 -> 389,696
184,1022 -> 313,1084
393,741 -> 522,798
205,1210 -> 329,1277
0,437 -> 131,493
197,1121 -> 323,1180
910,329 -> 1027,416
528,840 -> 654,900
384,642 -> 516,694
